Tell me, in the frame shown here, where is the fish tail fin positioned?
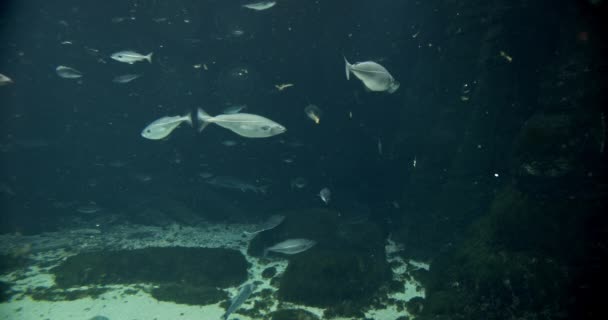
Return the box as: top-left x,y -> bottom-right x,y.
388,80 -> 400,94
259,185 -> 269,194
197,108 -> 213,132
184,112 -> 193,126
344,56 -> 351,80
146,52 -> 153,63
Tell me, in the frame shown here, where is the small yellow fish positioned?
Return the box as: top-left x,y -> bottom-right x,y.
275,83 -> 294,91
500,51 -> 513,63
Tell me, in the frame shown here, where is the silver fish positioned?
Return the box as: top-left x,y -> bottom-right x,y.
222,283 -> 254,320
222,104 -> 247,114
290,177 -> 308,189
244,215 -> 285,235
197,108 -> 286,138
319,187 -> 331,204
0,73 -> 13,85
205,176 -> 268,194
264,238 -> 316,256
344,57 -> 400,93
112,74 -> 141,83
242,1 -> 276,11
56,65 -> 83,79
76,204 -> 102,214
141,113 -> 192,140
221,140 -> 238,147
111,50 -> 153,64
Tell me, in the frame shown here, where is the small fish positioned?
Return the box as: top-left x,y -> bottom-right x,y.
377,138 -> 383,155
0,73 -> 13,85
222,283 -> 254,320
141,112 -> 192,140
244,215 -> 285,235
76,204 -> 102,214
221,140 -> 238,147
197,108 -> 286,138
290,177 -> 308,189
134,173 -> 152,182
112,74 -> 141,83
319,187 -> 331,204
275,83 -> 294,91
230,28 -> 245,37
242,1 -> 276,11
499,50 -> 513,63
222,104 -> 247,114
344,57 -> 400,93
264,238 -> 316,256
111,50 -> 153,64
56,65 -> 83,79
199,172 -> 214,179
304,104 -> 322,124
205,176 -> 267,194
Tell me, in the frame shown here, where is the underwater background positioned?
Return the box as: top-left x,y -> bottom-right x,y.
0,0 -> 607,319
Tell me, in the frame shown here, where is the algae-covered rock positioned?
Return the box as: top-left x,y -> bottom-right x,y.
0,253 -> 30,275
270,309 -> 320,320
0,281 -> 12,302
52,247 -> 248,289
267,209 -> 390,316
151,283 -> 226,305
248,208 -> 391,316
406,296 -> 425,316
278,248 -> 389,308
418,185 -> 579,320
513,111 -> 603,183
261,266 -> 277,279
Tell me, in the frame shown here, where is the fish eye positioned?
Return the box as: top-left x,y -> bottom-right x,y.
261,125 -> 270,131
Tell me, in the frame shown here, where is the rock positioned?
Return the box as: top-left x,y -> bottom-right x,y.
261,266 -> 277,279
263,209 -> 390,316
271,309 -> 320,320
50,247 -> 248,305
151,283 -> 226,305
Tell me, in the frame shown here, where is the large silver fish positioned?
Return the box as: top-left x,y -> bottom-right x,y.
111,50 -> 152,64
344,57 -> 400,93
197,108 -> 285,138
112,74 -> 141,83
0,73 -> 13,85
141,113 -> 192,140
242,1 -> 276,11
222,283 -> 254,320
244,215 -> 285,235
56,65 -> 83,79
264,238 -> 316,256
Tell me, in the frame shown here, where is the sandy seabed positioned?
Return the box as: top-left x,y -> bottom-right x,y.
0,222 -> 427,320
